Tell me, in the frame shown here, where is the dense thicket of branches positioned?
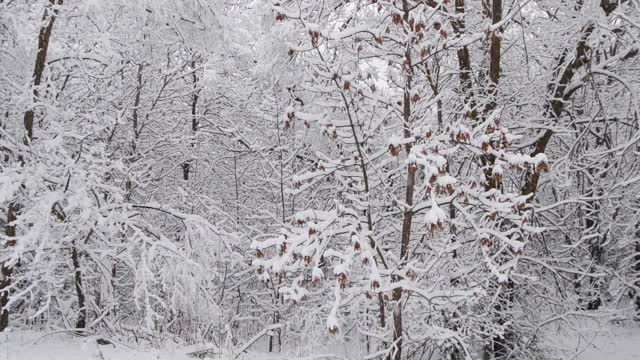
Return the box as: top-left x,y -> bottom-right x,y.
0,0 -> 639,359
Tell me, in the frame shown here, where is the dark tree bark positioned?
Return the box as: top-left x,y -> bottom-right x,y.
452,0 -> 477,120
486,0 -> 501,114
1,0 -> 63,333
521,0 -> 622,197
23,0 -> 63,145
520,1 -> 623,316
71,239 -> 86,329
390,2 -> 415,359
132,63 -> 143,148
126,63 -> 144,200
634,234 -> 640,317
182,59 -> 199,181
52,204 -> 86,330
0,205 -> 17,331
478,2 -> 518,359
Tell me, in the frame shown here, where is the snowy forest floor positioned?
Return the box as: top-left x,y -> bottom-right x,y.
576,324 -> 639,360
0,325 -> 638,360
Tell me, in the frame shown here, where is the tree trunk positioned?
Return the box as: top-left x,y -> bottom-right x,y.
634,235 -> 640,317
1,0 -> 62,332
390,2 -> 415,359
0,205 -> 17,332
182,59 -> 199,181
332,51 -> 389,347
71,239 -> 86,330
583,182 -> 604,310
520,0 -> 617,196
23,0 -> 63,145
126,62 -> 144,200
452,0 -> 477,120
132,63 -> 143,149
480,2 -> 517,359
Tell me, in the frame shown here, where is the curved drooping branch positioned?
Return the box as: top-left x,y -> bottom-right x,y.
522,0 -> 628,198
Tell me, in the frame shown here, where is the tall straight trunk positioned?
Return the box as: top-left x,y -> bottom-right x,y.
190,61 -> 199,134
446,4 -> 476,357
126,63 -> 144,200
23,0 -> 63,145
581,126 -> 612,310
583,179 -> 604,310
480,2 -> 515,359
71,240 -> 86,329
52,205 -> 86,330
0,0 -> 62,333
132,63 -> 143,148
269,90 -> 285,353
182,60 -> 199,181
634,233 -> 640,317
452,0 -> 477,120
0,205 -> 17,331
451,0 -> 474,270
486,0 -> 502,110
391,2 -> 415,359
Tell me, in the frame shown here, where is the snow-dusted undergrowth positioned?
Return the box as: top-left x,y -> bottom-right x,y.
1,325 -> 638,360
